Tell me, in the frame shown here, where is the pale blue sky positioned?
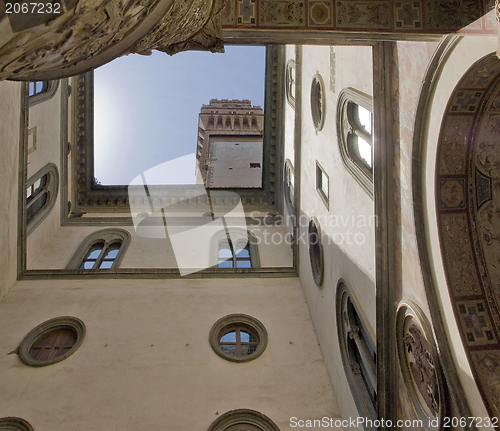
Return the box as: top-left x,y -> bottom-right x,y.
94,46 -> 266,185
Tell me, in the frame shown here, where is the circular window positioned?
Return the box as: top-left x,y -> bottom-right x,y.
206,409 -> 280,431
310,74 -> 325,131
209,314 -> 267,363
0,417 -> 34,431
396,302 -> 445,430
309,217 -> 324,286
18,316 -> 86,367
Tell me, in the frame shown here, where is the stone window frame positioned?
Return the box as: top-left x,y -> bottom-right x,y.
28,80 -> 59,106
18,316 -> 86,367
284,159 -> 295,216
316,160 -> 329,210
310,73 -> 326,132
211,228 -> 260,269
396,301 -> 446,431
337,87 -> 374,198
66,228 -> 131,270
206,409 -> 280,431
209,314 -> 268,363
308,217 -> 324,286
336,279 -> 377,429
285,59 -> 296,109
26,163 -> 59,236
0,417 -> 34,431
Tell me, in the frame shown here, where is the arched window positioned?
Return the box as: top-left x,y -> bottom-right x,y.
212,229 -> 260,269
66,228 -> 131,270
284,159 -> 295,215
337,279 -> 377,428
28,80 -> 59,106
29,81 -> 47,97
337,88 -> 374,198
26,164 -> 59,235
285,59 -> 296,109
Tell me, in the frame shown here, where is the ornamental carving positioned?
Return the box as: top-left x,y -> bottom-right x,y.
0,0 -> 226,80
403,324 -> 439,416
396,302 -> 445,430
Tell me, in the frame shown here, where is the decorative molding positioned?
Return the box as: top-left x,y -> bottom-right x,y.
18,316 -> 86,367
411,34 -> 478,427
0,0 -> 232,80
209,314 -> 268,363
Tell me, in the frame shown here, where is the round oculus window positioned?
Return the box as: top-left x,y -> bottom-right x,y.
18,316 -> 86,367
311,74 -> 326,131
0,417 -> 34,431
209,314 -> 268,363
206,409 -> 281,431
309,217 -> 324,286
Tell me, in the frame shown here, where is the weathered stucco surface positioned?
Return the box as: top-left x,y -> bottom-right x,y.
0,277 -> 341,431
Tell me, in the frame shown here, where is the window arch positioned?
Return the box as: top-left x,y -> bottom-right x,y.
336,279 -> 377,428
206,409 -> 280,431
212,229 -> 260,269
337,88 -> 374,198
28,80 -> 59,106
66,228 -> 131,270
285,59 -> 296,109
26,163 -> 59,236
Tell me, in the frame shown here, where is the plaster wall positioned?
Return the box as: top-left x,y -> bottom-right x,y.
296,45 -> 376,429
0,277 -> 342,431
27,85 -> 61,178
0,81 -> 22,298
29,224 -> 293,270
